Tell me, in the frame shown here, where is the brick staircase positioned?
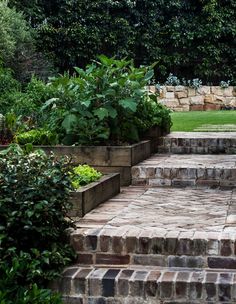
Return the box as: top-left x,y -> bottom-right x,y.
54,132 -> 236,303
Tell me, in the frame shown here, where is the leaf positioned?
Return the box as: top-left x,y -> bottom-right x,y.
62,114 -> 77,132
81,99 -> 92,107
41,98 -> 59,111
118,98 -> 137,112
144,70 -> 154,82
107,106 -> 117,118
93,108 -> 109,120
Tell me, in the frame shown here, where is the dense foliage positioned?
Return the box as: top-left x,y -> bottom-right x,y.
9,0 -> 236,84
0,145 -> 75,303
37,56 -> 172,145
0,56 -> 172,146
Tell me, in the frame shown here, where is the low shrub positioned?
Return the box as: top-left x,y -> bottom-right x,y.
70,165 -> 102,189
0,144 -> 75,303
16,128 -> 58,145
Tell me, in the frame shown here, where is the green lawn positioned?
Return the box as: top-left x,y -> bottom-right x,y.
171,111 -> 236,131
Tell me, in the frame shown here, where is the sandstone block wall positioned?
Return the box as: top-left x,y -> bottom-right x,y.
149,86 -> 236,111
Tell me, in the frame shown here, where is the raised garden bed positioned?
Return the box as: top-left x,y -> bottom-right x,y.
68,173 -> 120,217
0,140 -> 151,186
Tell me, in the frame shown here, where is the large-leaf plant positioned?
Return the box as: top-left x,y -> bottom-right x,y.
41,55 -> 158,145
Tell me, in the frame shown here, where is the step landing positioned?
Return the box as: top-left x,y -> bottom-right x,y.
131,154 -> 236,188
70,187 -> 236,269
55,265 -> 236,304
158,132 -> 236,154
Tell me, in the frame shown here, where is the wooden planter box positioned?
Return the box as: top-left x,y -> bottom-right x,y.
141,126 -> 170,153
68,173 -> 120,217
0,140 -> 151,186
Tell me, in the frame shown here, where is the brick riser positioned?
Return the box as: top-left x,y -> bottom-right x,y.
71,232 -> 236,270
157,136 -> 236,154
54,266 -> 236,304
131,166 -> 236,188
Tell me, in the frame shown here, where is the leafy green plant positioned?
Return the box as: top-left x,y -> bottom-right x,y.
0,144 -> 75,303
70,165 -> 102,189
41,55 -> 170,145
16,128 -> 58,145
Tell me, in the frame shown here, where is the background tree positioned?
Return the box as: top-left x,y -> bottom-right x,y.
8,0 -> 236,84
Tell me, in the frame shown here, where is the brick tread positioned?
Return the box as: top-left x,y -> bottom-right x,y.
157,132 -> 236,154
131,154 -> 236,188
55,266 -> 236,303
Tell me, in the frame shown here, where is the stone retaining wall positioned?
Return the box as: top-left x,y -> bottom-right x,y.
149,85 -> 236,111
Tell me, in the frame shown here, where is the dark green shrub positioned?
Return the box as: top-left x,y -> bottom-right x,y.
10,0 -> 236,84
0,144 -> 75,303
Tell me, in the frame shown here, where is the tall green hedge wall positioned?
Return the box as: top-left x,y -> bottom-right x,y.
9,0 -> 236,84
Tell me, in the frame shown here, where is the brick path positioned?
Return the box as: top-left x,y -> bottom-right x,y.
57,132 -> 236,303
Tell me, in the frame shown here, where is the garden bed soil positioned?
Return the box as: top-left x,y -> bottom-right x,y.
68,173 -> 120,217
0,140 -> 150,186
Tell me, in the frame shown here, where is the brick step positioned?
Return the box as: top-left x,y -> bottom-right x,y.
157,132 -> 236,154
53,265 -> 236,303
131,154 -> 236,188
71,230 -> 236,269
70,187 -> 236,269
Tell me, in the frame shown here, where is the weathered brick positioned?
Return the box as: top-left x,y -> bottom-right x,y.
151,236 -> 165,254
88,297 -> 106,304
96,253 -> 130,265
129,271 -> 148,297
60,267 -> 79,295
138,232 -> 152,254
176,233 -> 194,255
132,254 -> 167,266
74,268 -> 93,295
164,232 -> 179,254
160,272 -> 176,299
88,269 -> 107,296
189,272 -> 204,300
175,272 -> 190,298
208,257 -> 236,269
204,272 -> 218,301
218,273 -> 233,301
77,253 -> 93,265
117,269 -> 134,296
85,231 -> 98,251
145,271 -> 161,297
102,269 -> 120,297
220,239 -> 233,256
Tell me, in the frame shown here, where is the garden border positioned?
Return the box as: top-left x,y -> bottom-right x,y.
69,173 -> 120,217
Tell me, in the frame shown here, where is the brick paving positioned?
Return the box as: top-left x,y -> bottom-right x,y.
60,132 -> 236,303
75,187 -> 233,232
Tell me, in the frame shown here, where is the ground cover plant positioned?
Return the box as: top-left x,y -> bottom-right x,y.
70,165 -> 102,189
171,111 -> 236,132
0,144 -> 75,303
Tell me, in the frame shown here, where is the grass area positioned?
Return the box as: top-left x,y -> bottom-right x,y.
171,111 -> 236,131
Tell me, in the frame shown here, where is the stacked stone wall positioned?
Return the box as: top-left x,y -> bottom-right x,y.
149,86 -> 236,111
